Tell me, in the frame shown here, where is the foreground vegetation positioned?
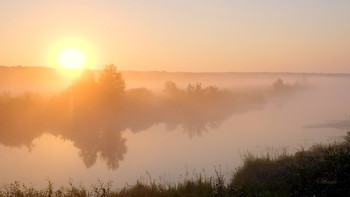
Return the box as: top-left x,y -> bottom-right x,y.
1,132 -> 349,197
232,132 -> 350,197
0,175 -> 232,197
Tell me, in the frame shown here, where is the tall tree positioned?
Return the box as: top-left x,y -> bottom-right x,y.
99,64 -> 125,96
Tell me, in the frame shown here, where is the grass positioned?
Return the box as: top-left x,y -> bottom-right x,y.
231,132 -> 350,197
1,132 -> 350,197
0,172 -> 233,197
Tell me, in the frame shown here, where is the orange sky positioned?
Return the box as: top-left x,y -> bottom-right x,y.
0,0 -> 350,72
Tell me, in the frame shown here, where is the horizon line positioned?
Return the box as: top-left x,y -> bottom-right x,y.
1,65 -> 350,76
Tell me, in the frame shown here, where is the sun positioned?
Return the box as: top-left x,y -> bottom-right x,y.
59,48 -> 86,69
48,37 -> 98,78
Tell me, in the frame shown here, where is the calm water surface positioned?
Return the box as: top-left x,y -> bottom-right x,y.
1,76 -> 349,188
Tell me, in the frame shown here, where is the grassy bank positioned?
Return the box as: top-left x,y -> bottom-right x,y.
2,132 -> 349,197
0,175 -> 232,197
232,131 -> 350,197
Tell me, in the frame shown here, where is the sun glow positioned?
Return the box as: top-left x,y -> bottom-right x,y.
59,48 -> 86,69
48,37 -> 98,77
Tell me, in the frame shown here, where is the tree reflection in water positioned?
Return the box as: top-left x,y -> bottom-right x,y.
0,65 -> 300,170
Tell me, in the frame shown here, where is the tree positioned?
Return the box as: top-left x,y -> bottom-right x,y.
164,81 -> 180,95
187,82 -> 205,96
273,78 -> 284,91
98,64 -> 125,96
68,69 -> 100,102
71,69 -> 96,89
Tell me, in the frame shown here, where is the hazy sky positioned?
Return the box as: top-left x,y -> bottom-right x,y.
1,0 -> 350,72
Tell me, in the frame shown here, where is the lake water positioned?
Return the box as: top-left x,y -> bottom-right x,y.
1,74 -> 349,189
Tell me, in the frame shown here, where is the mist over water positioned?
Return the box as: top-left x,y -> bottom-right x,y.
0,66 -> 349,188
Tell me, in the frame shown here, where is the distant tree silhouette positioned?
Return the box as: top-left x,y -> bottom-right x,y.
99,64 -> 125,96
69,69 -> 97,92
187,82 -> 205,96
164,81 -> 180,95
62,70 -> 100,115
273,78 -> 284,91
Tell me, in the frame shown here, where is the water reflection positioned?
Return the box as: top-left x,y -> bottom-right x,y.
0,67 -> 301,169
